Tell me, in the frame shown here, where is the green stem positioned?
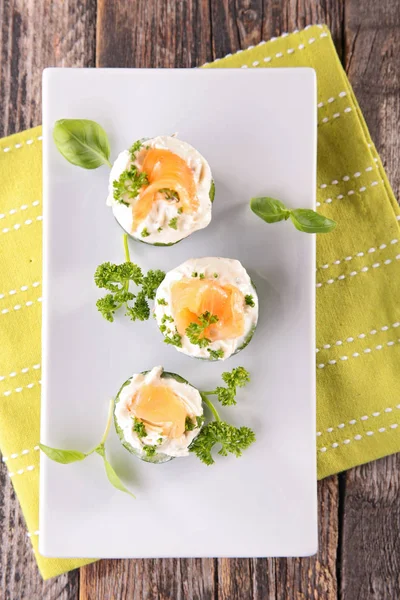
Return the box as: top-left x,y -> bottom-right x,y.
99,397 -> 115,446
202,390 -> 217,396
87,397 -> 115,455
123,233 -> 131,262
106,158 -> 112,168
123,234 -> 131,293
201,393 -> 221,422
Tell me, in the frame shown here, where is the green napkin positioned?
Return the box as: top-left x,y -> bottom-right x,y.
0,24 -> 399,579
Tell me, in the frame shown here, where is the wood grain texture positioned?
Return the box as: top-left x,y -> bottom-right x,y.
261,0 -> 344,57
340,456 -> 400,600
0,0 -> 96,137
340,0 -> 400,597
0,0 -> 96,596
96,0 -> 213,68
208,0 -> 344,59
344,0 -> 400,198
80,558 -> 216,600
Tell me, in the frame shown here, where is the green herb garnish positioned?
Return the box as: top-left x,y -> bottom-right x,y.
209,180 -> 215,202
213,273 -> 218,278
161,315 -> 174,324
157,227 -> 163,233
186,311 -> 219,348
53,119 -> 111,169
141,228 -> 150,238
190,421 -> 255,466
196,415 -> 205,428
143,445 -> 157,458
202,366 -> 250,406
190,367 -> 255,465
40,398 -> 135,497
129,139 -> 143,159
163,332 -> 182,347
133,417 -> 147,439
169,217 -> 178,230
245,294 -> 255,307
142,270 -> 166,300
250,197 -> 337,234
178,207 -> 183,214
208,348 -> 224,360
95,234 -> 165,323
113,166 -> 148,206
199,273 -> 205,280
159,188 -> 179,201
157,298 -> 168,306
185,416 -> 197,432
191,272 -> 198,278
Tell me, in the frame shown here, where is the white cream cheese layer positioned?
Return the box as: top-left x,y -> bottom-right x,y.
107,136 -> 213,244
154,257 -> 259,360
114,366 -> 203,458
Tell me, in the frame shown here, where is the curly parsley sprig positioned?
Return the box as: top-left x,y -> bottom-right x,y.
113,140 -> 149,206
189,367 -> 255,465
201,366 -> 250,406
186,311 -> 219,348
95,234 -> 165,323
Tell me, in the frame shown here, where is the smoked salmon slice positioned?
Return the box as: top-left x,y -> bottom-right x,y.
132,148 -> 198,229
132,383 -> 187,439
171,279 -> 245,341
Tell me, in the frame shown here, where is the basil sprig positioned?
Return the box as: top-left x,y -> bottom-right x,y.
40,398 -> 134,498
250,197 -> 337,234
53,119 -> 112,169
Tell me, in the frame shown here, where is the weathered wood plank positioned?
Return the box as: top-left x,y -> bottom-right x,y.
341,1 -> 400,597
0,0 -> 96,137
80,558 -> 216,600
263,0 -> 344,57
96,0 -> 212,68
0,0 -> 96,597
341,456 -> 400,599
344,0 -> 400,199
208,0 -> 344,60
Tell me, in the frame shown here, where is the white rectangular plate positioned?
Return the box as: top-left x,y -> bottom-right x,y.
40,67 -> 317,558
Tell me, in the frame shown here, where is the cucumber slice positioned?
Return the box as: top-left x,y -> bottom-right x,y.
114,371 -> 200,464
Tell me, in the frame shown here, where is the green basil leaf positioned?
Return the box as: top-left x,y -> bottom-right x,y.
39,443 -> 87,464
96,444 -> 135,498
290,209 -> 337,233
250,196 -> 290,223
103,456 -> 136,498
53,119 -> 112,169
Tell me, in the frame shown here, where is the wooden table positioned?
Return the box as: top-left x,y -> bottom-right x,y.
1,1 -> 399,598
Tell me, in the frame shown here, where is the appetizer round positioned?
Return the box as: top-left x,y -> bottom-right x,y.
154,257 -> 258,361
107,136 -> 214,245
114,366 -> 204,464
